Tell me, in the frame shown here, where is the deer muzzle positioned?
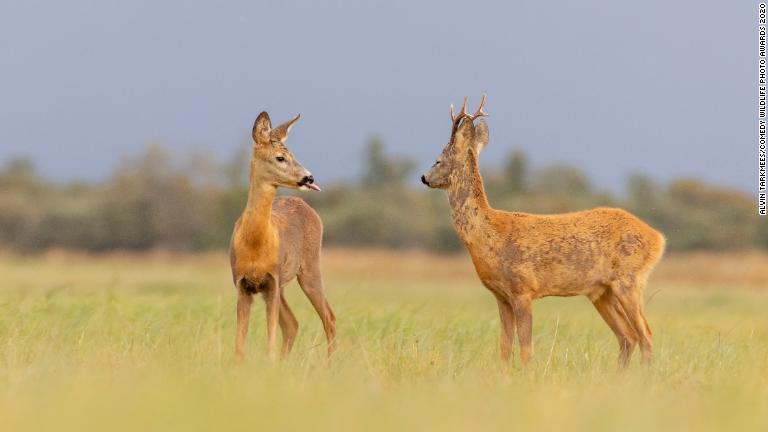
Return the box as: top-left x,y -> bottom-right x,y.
298,175 -> 321,191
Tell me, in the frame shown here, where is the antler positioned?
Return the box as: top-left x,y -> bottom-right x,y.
470,93 -> 487,120
450,94 -> 487,124
450,97 -> 468,122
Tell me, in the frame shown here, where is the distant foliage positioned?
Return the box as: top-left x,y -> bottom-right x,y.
0,140 -> 763,253
626,177 -> 762,251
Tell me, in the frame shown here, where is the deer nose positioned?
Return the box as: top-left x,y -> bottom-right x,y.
420,175 -> 429,185
301,175 -> 314,185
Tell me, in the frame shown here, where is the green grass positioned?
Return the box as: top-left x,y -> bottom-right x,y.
0,253 -> 766,431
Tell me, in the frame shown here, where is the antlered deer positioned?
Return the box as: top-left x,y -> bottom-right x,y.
231,111 -> 336,361
421,95 -> 665,366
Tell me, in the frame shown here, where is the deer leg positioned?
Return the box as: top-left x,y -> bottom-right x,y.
510,296 -> 533,366
261,276 -> 280,361
592,290 -> 637,367
297,265 -> 337,356
325,299 -> 337,335
636,303 -> 653,363
235,281 -> 254,362
494,295 -> 516,363
611,279 -> 653,364
278,293 -> 299,357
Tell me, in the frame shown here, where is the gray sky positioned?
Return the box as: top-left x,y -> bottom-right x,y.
0,1 -> 751,193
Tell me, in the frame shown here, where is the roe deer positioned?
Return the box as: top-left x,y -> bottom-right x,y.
421,95 -> 665,367
230,111 -> 336,361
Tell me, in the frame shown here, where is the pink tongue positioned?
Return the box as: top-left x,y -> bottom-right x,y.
306,183 -> 321,191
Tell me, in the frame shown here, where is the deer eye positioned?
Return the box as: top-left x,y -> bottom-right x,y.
275,156 -> 286,162
434,160 -> 441,166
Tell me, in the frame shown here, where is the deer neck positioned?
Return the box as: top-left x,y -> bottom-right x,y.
447,150 -> 491,244
240,171 -> 277,246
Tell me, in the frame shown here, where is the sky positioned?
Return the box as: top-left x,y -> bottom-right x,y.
0,1 -> 752,193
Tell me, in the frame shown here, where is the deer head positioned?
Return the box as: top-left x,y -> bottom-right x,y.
250,111 -> 320,191
421,94 -> 489,189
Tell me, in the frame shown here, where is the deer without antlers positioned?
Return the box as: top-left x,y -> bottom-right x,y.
421,95 -> 665,367
230,111 -> 336,361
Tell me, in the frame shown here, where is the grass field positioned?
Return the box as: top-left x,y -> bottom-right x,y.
0,249 -> 766,431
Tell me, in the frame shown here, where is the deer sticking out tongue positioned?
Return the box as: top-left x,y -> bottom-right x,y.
306,183 -> 321,191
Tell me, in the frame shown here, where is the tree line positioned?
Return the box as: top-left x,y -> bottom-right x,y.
0,139 -> 764,253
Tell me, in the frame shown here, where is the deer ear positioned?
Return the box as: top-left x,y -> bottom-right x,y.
474,120 -> 489,154
252,111 -> 272,144
271,114 -> 300,144
454,118 -> 476,148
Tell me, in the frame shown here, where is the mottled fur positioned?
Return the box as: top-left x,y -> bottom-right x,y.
230,111 -> 336,361
423,97 -> 665,366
